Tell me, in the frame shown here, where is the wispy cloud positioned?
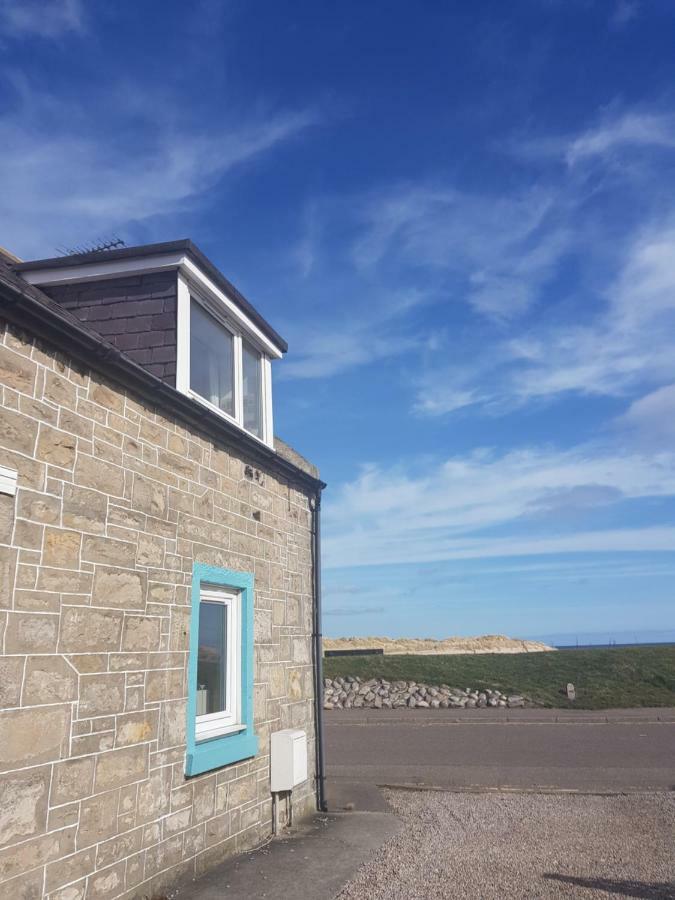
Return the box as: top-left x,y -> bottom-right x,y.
609,0 -> 640,30
618,383 -> 675,442
0,0 -> 83,39
323,443 -> 675,568
566,109 -> 675,165
0,78 -> 316,258
280,288 -> 426,379
352,184 -> 573,320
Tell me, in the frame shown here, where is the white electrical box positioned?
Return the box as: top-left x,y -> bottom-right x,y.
270,728 -> 307,792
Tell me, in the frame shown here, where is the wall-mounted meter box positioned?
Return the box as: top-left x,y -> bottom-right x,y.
270,729 -> 307,792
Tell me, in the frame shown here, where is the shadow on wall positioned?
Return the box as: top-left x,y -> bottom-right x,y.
544,873 -> 675,898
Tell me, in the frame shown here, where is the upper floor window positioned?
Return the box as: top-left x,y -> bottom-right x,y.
190,299 -> 234,417
183,294 -> 272,446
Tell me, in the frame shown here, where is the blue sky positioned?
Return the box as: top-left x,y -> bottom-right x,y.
2,0 -> 675,644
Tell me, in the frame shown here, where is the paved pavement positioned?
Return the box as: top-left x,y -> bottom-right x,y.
325,707 -> 675,803
176,811 -> 400,900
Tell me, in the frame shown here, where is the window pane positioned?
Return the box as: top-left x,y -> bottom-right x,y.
197,600 -> 227,715
242,340 -> 262,438
190,300 -> 234,416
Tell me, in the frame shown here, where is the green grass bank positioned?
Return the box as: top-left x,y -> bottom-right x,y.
323,645 -> 675,709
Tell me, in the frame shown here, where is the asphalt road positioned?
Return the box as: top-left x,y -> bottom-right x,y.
324,708 -> 675,798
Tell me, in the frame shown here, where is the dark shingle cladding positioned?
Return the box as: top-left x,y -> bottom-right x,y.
42,272 -> 178,384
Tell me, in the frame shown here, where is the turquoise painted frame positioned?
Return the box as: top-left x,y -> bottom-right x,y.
185,563 -> 258,776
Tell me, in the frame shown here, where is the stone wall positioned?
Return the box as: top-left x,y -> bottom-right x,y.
0,320 -> 317,900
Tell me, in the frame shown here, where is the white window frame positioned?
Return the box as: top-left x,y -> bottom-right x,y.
177,274 -> 274,447
195,586 -> 243,741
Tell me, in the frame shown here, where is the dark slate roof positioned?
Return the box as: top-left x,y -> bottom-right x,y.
0,251 -> 323,492
14,239 -> 288,354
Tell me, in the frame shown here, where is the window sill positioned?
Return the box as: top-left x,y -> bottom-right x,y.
186,728 -> 259,777
196,721 -> 246,742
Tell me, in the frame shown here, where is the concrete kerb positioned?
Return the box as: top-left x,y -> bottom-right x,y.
324,707 -> 675,726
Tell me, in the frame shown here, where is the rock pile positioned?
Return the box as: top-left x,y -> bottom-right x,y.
323,677 -> 529,710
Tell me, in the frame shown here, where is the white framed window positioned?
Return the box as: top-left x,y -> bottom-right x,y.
195,585 -> 242,741
177,276 -> 274,447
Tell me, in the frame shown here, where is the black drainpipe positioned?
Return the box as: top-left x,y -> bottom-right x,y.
311,489 -> 327,812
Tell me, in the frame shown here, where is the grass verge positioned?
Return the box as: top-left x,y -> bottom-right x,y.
322,645 -> 675,709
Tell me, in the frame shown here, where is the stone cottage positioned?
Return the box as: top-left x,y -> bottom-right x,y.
0,240 -> 326,900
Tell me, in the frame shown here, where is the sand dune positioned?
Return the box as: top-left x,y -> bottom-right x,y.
323,634 -> 554,655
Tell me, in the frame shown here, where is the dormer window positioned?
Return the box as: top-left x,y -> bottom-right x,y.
16,240 -> 285,449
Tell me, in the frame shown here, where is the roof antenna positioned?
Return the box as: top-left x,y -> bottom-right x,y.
57,235 -> 126,257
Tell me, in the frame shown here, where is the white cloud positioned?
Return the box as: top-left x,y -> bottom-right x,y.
415,219 -> 675,417
0,81 -> 316,259
619,383 -> 675,442
323,444 -> 675,568
280,287 -> 426,379
352,184 -> 573,320
0,0 -> 82,39
609,0 -> 640,29
566,110 -> 675,166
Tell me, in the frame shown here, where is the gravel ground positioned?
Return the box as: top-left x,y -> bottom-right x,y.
335,790 -> 675,899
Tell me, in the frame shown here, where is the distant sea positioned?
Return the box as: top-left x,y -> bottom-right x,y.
555,641 -> 675,650
530,630 -> 675,650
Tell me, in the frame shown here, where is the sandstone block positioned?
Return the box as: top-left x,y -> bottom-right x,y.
92,566 -> 146,609
121,614 -> 161,651
79,673 -> 125,717
136,767 -> 172,824
132,473 -> 167,517
5,612 -> 58,653
8,830 -> 70,887
0,344 -> 36,393
49,880 -> 86,900
0,704 -> 70,771
287,669 -> 303,701
137,533 -> 164,566
145,668 -> 184,702
82,534 -> 135,567
0,656 -> 23,706
74,454 -> 124,497
158,698 -> 187,749
86,861 -> 125,900
16,489 -> 61,524
59,607 -> 123,653
62,483 -> 107,534
254,608 -> 272,643
115,709 -> 159,746
0,495 -> 14,545
45,847 -> 95,893
78,789 -> 119,848
95,827 -> 142,869
37,567 -> 92,593
0,867 -> 43,900
227,776 -> 256,809
14,589 -> 59,612
44,371 -> 76,408
36,425 -> 76,468
51,757 -> 95,804
0,405 -> 37,455
94,744 -> 148,792
90,380 -> 125,413
0,766 -> 50,848
23,655 -> 78,706
13,518 -> 43,551
43,526 -> 81,569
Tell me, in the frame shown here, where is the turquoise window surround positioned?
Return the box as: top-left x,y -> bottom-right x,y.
185,563 -> 258,776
